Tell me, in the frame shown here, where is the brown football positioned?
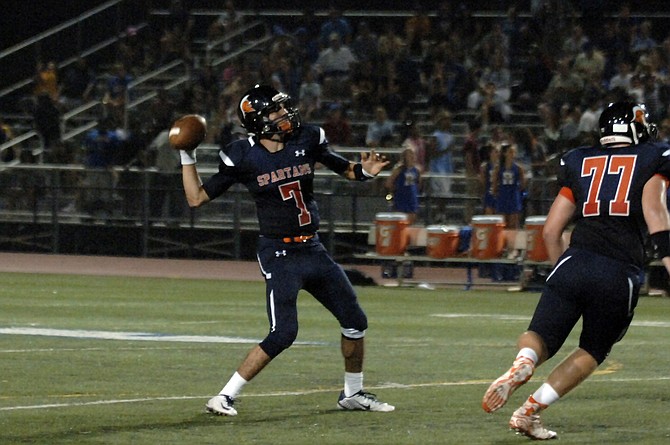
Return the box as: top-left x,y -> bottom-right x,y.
168,114 -> 207,150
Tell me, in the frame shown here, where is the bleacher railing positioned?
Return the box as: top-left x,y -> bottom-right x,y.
0,163 -> 558,259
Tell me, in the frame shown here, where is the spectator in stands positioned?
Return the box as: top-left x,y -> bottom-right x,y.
33,60 -> 59,103
514,44 -> 553,111
428,110 -> 455,197
115,116 -> 151,217
524,128 -> 550,215
468,80 -> 512,125
658,117 -> 670,143
485,124 -> 509,148
627,73 -> 645,104
577,92 -> 603,144
462,117 -> 483,222
313,32 -> 357,100
631,20 -> 657,55
572,42 -> 606,83
80,118 -> 124,217
322,104 -> 352,147
479,143 -> 500,215
117,27 -> 145,76
537,102 -> 561,155
558,103 -> 581,151
640,74 -> 663,122
0,119 -> 15,162
319,7 -> 352,48
365,106 -> 395,148
148,127 -> 185,222
147,88 -> 176,132
525,128 -> 548,179
209,92 -> 238,149
271,56 -> 300,100
350,21 -> 378,65
595,19 -> 630,80
423,42 -> 469,112
33,93 -> 62,156
463,117 -> 482,178
298,67 -> 322,121
404,5 -> 431,57
103,63 -> 133,127
165,0 -> 193,33
293,26 -> 320,67
385,147 -> 421,224
207,0 -> 242,44
493,142 -> 526,229
543,56 -> 585,107
350,59 -> 378,118
161,24 -> 193,66
561,24 -> 589,60
378,80 -> 406,121
608,58 -> 634,92
192,63 -> 221,109
400,120 -> 426,173
394,45 -> 422,104
60,57 -> 96,109
473,22 -> 509,68
377,23 -> 405,65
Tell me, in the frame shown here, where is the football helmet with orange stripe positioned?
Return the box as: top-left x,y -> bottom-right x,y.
599,101 -> 656,146
237,84 -> 301,139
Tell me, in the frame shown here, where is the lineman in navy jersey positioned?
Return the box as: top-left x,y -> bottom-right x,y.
482,102 -> 670,440
179,85 -> 394,416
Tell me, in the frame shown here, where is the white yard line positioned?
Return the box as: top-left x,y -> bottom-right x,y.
2,377 -> 669,412
0,327 -> 324,345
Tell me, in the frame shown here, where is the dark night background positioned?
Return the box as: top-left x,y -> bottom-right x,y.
2,0 -> 670,101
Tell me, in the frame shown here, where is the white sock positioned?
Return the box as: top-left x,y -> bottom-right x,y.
532,383 -> 560,406
516,347 -> 538,364
344,372 -> 363,397
220,372 -> 248,399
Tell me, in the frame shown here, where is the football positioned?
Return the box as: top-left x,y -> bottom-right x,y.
168,114 -> 207,151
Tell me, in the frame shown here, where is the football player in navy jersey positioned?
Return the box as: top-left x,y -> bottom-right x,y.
482,102 -> 670,440
179,84 -> 393,416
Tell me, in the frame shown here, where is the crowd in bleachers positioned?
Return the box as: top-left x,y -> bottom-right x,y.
3,1 -> 670,223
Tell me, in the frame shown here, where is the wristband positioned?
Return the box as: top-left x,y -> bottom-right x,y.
651,230 -> 670,258
180,149 -> 197,165
353,163 -> 375,181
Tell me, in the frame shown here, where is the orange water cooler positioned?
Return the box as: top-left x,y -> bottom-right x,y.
426,225 -> 460,258
375,213 -> 410,255
525,215 -> 548,262
470,215 -> 506,259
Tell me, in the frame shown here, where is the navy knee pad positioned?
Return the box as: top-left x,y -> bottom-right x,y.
259,329 -> 298,359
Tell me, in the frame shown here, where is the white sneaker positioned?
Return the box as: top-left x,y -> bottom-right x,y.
337,390 -> 395,412
205,394 -> 238,416
482,357 -> 534,413
509,405 -> 557,440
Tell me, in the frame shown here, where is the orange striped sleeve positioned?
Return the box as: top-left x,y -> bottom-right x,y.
559,186 -> 575,203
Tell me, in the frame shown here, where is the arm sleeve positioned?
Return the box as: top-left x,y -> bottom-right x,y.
312,126 -> 350,175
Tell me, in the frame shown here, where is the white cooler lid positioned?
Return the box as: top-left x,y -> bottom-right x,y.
471,215 -> 504,224
375,212 -> 409,221
525,215 -> 548,224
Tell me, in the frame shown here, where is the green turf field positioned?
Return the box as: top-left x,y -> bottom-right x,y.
1,272 -> 669,444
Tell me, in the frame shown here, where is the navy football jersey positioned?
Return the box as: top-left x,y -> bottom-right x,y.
558,141 -> 670,266
202,124 -> 350,237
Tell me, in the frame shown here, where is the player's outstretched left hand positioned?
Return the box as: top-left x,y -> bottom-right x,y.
360,149 -> 390,176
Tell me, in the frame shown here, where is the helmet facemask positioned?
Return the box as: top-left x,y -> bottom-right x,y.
238,86 -> 301,141
599,102 -> 656,146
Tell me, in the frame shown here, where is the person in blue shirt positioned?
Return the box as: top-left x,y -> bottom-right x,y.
385,147 -> 421,224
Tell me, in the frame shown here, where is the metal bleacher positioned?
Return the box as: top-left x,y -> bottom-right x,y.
0,3 -> 560,262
